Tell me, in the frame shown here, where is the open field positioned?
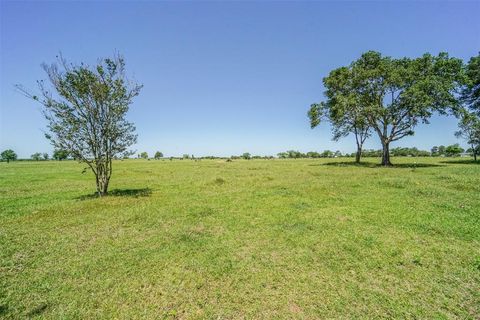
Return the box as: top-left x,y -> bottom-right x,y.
1,158 -> 479,318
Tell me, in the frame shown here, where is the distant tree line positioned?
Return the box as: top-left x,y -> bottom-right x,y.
2,143 -> 473,163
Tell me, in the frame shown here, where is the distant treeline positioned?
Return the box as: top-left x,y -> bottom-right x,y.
276,144 -> 471,159
1,143 -> 474,162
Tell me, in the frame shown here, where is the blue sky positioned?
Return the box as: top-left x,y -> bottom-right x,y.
1,1 -> 479,158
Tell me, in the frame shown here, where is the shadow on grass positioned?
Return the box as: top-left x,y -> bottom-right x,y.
439,159 -> 479,165
76,188 -> 152,200
321,161 -> 444,168
0,305 -> 7,316
27,304 -> 48,317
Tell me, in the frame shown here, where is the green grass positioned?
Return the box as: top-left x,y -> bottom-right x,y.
1,158 -> 479,318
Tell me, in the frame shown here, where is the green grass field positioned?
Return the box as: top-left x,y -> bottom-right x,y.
1,158 -> 479,318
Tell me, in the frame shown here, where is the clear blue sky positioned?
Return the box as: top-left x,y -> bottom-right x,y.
1,1 -> 479,158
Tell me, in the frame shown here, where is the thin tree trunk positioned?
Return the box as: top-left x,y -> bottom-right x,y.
381,140 -> 392,166
355,146 -> 362,163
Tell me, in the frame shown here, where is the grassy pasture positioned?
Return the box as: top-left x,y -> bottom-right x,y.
1,158 -> 479,318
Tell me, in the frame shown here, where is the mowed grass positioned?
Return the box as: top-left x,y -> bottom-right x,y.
1,158 -> 479,319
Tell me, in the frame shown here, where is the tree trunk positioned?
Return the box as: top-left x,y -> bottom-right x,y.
95,162 -> 110,197
381,140 -> 392,166
96,175 -> 109,196
355,147 -> 362,163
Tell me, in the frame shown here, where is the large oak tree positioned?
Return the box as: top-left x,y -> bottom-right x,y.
320,51 -> 463,166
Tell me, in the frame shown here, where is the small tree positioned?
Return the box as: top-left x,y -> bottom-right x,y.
1,149 -> 17,163
445,144 -> 464,157
438,145 -> 446,156
53,149 -> 69,161
43,153 -> 49,160
455,111 -> 480,161
309,66 -> 370,163
241,152 -> 251,160
31,152 -> 42,161
17,54 -> 141,196
140,152 -> 149,159
154,151 -> 163,159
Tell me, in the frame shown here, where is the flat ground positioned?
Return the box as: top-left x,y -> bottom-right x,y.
1,158 -> 479,318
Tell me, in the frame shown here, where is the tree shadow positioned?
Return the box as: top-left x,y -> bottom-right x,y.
439,159 -> 479,165
76,188 -> 152,200
0,305 -> 7,316
26,304 -> 48,317
321,161 -> 444,168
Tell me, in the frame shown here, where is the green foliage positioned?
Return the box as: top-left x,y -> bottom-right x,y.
461,52 -> 480,112
445,144 -> 465,157
241,152 -> 251,160
17,54 -> 142,196
455,111 -> 480,160
53,149 -> 69,161
438,145 -> 446,156
42,153 -> 49,160
31,152 -> 42,161
1,149 -> 17,163
391,147 -> 431,157
140,152 -> 149,159
322,51 -> 464,165
154,151 -> 163,159
310,65 -> 371,163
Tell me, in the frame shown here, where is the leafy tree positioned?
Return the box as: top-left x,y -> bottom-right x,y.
154,151 -> 163,159
241,152 -> 251,160
1,149 -> 17,163
53,149 -> 69,161
140,152 -> 148,159
461,53 -> 480,113
328,51 -> 463,166
431,146 -> 439,156
306,151 -> 321,158
43,153 -> 49,160
277,152 -> 288,159
455,111 -> 480,161
445,144 -> 464,157
438,145 -> 446,156
321,150 -> 334,158
31,152 -> 42,161
17,54 -> 141,196
182,154 -> 190,159
309,66 -> 371,163
455,53 -> 480,161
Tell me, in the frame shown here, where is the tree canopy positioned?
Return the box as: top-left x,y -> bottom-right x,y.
309,66 -> 370,163
1,149 -> 17,163
316,51 -> 464,165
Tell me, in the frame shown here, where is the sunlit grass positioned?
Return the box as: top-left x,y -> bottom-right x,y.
1,157 -> 479,318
